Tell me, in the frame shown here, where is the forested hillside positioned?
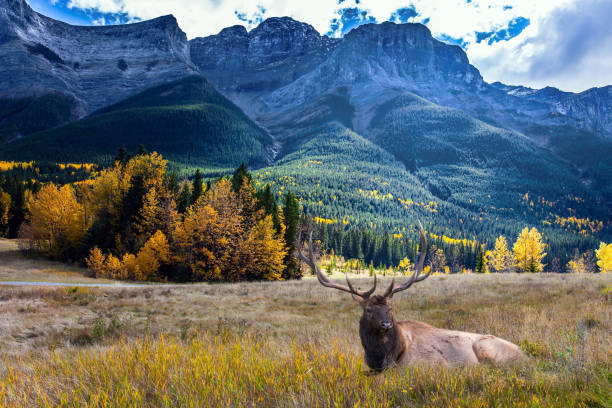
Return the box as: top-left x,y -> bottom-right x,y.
0,76 -> 273,169
254,114 -> 609,268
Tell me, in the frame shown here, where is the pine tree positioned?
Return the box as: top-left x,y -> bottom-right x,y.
177,182 -> 191,213
282,191 -> 301,279
136,144 -> 147,156
475,244 -> 488,273
258,184 -> 282,232
114,146 -> 128,165
191,170 -> 203,205
165,171 -> 179,197
119,174 -> 146,229
232,163 -> 251,193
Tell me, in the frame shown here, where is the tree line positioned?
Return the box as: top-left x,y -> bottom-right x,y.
2,146 -> 610,278
314,223 -> 611,274
17,149 -> 300,282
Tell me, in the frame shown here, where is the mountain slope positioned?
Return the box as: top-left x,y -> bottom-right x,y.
0,76 -> 273,168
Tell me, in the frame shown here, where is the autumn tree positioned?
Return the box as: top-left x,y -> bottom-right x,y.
23,183 -> 87,260
23,155 -> 296,283
133,230 -> 171,281
398,257 -> 413,275
0,189 -> 10,235
172,178 -> 244,281
429,247 -> 447,274
134,187 -> 162,240
595,242 -> 612,273
566,249 -> 590,274
513,227 -> 547,272
488,236 -> 515,273
234,215 -> 286,281
85,247 -> 105,277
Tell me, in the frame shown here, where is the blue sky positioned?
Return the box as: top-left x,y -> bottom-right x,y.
25,0 -> 612,92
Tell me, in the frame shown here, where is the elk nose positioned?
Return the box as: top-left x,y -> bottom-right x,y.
381,322 -> 393,330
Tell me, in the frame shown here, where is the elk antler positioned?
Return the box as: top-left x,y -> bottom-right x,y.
297,229 -> 376,300
383,220 -> 431,298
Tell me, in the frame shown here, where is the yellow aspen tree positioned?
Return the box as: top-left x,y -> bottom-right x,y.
489,236 -> 515,273
566,257 -> 586,273
123,151 -> 167,193
596,242 -> 612,273
398,257 -> 413,275
121,253 -> 139,280
25,183 -> 88,259
134,230 -> 170,281
0,189 -> 10,235
135,187 -> 161,237
172,204 -> 221,280
104,254 -> 123,279
78,164 -> 127,229
85,247 -> 106,277
234,215 -> 286,281
513,227 -> 547,272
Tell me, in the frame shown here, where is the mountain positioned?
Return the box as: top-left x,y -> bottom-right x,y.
0,5 -> 610,256
189,17 -> 612,246
191,19 -> 612,200
0,0 -> 197,141
0,76 -> 273,168
190,19 -> 612,140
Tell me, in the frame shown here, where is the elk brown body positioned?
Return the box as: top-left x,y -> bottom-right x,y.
297,221 -> 524,371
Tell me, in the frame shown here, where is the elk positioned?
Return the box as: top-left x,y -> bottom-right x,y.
297,221 -> 524,372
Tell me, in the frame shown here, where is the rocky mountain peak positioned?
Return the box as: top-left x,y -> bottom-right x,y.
251,16 -> 316,34
0,1 -> 196,114
189,17 -> 339,95
216,25 -> 248,38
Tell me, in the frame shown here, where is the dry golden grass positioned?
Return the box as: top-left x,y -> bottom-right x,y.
0,267 -> 610,406
0,239 -> 113,284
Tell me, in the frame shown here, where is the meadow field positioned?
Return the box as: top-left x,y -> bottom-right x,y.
0,241 -> 610,407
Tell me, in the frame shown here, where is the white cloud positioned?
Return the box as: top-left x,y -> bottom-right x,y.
54,0 -> 611,91
467,0 -> 612,92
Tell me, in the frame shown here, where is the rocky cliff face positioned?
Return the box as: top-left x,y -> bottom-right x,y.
191,17 -> 338,94
190,20 -> 486,124
0,0 -> 197,114
190,18 -> 612,141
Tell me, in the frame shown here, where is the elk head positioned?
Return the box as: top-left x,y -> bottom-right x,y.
297,220 -> 431,331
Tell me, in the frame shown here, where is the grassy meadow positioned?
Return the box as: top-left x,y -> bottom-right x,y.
0,250 -> 610,407
0,239 -> 115,284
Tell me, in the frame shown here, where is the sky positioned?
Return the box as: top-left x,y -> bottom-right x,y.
27,0 -> 612,93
